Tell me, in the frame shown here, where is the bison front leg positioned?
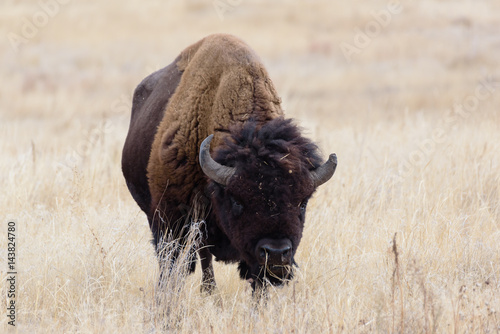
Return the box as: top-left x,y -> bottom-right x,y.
199,246 -> 216,293
149,210 -> 197,291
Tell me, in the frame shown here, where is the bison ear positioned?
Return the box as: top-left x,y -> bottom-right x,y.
199,135 -> 236,186
310,153 -> 337,187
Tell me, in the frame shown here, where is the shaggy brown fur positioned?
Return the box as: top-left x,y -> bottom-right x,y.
146,34 -> 283,240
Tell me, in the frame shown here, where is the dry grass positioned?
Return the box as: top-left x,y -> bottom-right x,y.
1,0 -> 499,332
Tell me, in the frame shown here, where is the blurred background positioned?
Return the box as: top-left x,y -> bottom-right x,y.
3,0 -> 499,126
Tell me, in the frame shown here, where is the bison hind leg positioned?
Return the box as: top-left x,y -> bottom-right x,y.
199,246 -> 216,294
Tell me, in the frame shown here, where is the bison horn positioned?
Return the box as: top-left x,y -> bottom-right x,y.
199,134 -> 236,186
310,153 -> 337,187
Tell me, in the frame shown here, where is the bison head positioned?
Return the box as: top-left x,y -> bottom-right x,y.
199,118 -> 336,288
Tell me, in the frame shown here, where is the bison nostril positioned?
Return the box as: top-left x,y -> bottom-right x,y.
281,247 -> 292,263
259,248 -> 267,260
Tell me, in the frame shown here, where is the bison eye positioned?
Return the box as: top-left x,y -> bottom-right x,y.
299,200 -> 308,214
230,196 -> 243,216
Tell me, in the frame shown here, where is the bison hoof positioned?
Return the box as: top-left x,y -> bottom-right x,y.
200,280 -> 217,295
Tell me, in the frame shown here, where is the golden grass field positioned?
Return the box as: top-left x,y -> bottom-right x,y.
1,0 -> 499,332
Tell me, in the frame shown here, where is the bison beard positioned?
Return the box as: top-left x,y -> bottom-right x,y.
121,34 -> 337,295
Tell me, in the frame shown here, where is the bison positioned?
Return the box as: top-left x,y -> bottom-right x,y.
122,34 -> 337,292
